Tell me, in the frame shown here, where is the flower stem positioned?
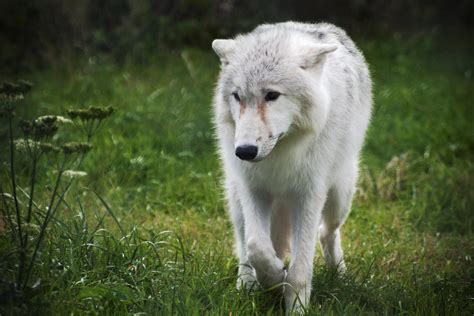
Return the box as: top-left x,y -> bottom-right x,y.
18,147 -> 39,289
22,159 -> 65,289
8,110 -> 25,288
0,183 -> 16,242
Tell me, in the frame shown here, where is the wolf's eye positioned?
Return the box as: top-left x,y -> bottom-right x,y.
265,91 -> 280,102
232,92 -> 241,102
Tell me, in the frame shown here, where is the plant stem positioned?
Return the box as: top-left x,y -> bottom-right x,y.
0,183 -> 17,242
18,147 -> 39,288
22,159 -> 65,289
43,179 -> 73,232
8,111 -> 23,246
24,147 -> 38,233
87,121 -> 94,142
8,110 -> 25,288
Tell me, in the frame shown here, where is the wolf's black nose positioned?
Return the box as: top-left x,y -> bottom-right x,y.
235,145 -> 258,160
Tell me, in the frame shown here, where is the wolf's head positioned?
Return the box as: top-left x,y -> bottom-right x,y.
213,28 -> 337,162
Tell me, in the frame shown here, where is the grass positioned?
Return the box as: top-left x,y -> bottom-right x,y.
1,32 -> 473,314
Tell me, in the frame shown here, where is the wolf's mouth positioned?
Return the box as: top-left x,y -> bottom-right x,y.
246,132 -> 285,162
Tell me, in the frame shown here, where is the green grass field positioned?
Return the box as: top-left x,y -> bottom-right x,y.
1,33 -> 473,314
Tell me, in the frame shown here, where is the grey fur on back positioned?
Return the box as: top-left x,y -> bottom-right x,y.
254,22 -> 365,60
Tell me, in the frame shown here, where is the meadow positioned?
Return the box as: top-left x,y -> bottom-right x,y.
1,33 -> 473,314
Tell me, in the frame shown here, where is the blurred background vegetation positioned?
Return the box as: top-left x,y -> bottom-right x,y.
1,0 -> 473,72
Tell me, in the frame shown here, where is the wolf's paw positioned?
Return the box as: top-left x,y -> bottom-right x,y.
236,274 -> 258,291
336,261 -> 347,279
284,271 -> 310,315
286,302 -> 306,315
327,260 -> 347,278
335,260 -> 347,276
246,237 -> 286,287
255,265 -> 286,289
284,290 -> 307,315
236,263 -> 258,290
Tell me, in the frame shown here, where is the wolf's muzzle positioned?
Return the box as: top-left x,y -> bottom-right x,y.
235,145 -> 258,161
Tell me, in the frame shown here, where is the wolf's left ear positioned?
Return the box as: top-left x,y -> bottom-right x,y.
212,39 -> 236,65
300,44 -> 338,69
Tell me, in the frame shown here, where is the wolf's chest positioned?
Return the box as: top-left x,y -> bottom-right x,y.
241,150 -> 314,196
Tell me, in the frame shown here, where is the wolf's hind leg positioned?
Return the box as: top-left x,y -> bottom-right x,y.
271,200 -> 292,261
319,161 -> 357,273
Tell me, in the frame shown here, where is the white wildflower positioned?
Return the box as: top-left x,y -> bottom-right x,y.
35,115 -> 72,125
14,138 -> 39,150
56,116 -> 73,124
14,138 -> 59,153
62,170 -> 87,178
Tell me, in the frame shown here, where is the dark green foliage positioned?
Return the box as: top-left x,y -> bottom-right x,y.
1,1 -> 473,71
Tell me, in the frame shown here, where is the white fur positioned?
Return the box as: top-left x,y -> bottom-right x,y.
212,22 -> 372,313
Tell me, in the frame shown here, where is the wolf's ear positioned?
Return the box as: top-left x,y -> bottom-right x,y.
212,39 -> 236,64
300,44 -> 338,69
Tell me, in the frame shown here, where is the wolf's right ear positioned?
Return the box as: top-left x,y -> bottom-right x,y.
300,43 -> 338,70
212,39 -> 236,65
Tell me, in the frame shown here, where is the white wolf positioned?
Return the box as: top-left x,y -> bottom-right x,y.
212,22 -> 372,313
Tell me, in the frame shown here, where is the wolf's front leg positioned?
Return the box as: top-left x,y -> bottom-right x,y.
239,187 -> 286,288
227,180 -> 257,289
232,206 -> 257,289
285,190 -> 327,313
